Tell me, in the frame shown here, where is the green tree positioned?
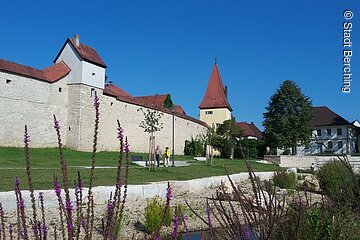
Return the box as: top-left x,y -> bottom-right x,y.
263,80 -> 313,155
163,94 -> 174,109
138,108 -> 163,169
215,120 -> 243,159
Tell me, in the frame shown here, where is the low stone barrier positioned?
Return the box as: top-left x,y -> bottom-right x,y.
0,172 -> 275,210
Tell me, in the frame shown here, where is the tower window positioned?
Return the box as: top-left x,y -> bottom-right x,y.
92,72 -> 96,76
6,79 -> 12,84
58,87 -> 62,92
91,88 -> 96,97
205,111 -> 213,115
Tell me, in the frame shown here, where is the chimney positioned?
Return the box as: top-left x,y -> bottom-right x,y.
73,34 -> 80,47
224,86 -> 228,99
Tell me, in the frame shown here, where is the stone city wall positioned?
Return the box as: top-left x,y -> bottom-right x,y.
0,72 -> 69,147
66,84 -> 207,154
0,75 -> 207,154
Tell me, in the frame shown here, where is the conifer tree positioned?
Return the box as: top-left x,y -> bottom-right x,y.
263,80 -> 313,155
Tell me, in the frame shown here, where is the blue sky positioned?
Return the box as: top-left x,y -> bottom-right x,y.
1,0 -> 359,130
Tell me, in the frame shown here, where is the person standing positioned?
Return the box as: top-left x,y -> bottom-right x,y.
164,147 -> 171,167
155,145 -> 161,167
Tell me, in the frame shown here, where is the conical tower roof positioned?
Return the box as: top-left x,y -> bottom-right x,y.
199,64 -> 232,111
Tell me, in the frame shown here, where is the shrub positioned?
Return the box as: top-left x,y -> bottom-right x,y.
273,170 -> 296,189
184,136 -> 205,156
317,161 -> 354,203
144,197 -> 172,234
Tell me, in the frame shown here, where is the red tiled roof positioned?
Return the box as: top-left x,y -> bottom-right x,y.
134,94 -> 169,108
199,64 -> 232,111
0,59 -> 70,83
247,122 -> 264,139
174,104 -> 186,115
103,84 -> 142,104
312,106 -> 350,126
103,83 -> 208,127
54,38 -> 107,68
236,121 -> 263,139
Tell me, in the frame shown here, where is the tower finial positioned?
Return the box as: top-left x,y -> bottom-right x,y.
214,57 -> 217,65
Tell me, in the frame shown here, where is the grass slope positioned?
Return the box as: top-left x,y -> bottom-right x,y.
0,147 -> 279,191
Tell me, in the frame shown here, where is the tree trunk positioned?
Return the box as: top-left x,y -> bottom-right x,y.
291,145 -> 297,155
230,147 -> 234,160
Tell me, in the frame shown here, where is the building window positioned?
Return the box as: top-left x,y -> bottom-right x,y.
92,72 -> 96,76
90,88 -> 96,97
338,141 -> 343,149
58,87 -> 62,92
327,141 -> 333,150
337,128 -> 342,135
6,79 -> 12,84
317,129 -> 321,136
205,111 -> 213,115
326,129 -> 331,136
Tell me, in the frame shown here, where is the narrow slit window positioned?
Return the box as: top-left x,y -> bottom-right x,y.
6,79 -> 12,84
58,87 -> 62,92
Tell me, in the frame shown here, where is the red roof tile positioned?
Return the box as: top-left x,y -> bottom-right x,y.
103,84 -> 142,104
103,84 -> 207,127
0,59 -> 70,83
174,104 -> 186,115
54,38 -> 107,68
236,122 -> 263,139
312,106 -> 350,126
199,64 -> 232,111
134,94 -> 169,108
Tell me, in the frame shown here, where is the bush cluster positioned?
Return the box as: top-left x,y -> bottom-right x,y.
273,170 -> 296,189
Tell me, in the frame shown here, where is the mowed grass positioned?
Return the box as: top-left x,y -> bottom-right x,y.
0,147 -> 279,191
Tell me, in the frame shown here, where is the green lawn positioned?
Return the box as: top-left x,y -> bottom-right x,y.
0,147 -> 279,191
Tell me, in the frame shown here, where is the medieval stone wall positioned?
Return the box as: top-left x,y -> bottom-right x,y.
64,84 -> 207,154
0,72 -> 69,147
0,75 -> 207,154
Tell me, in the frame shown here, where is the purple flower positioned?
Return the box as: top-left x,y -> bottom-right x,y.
125,142 -> 130,154
65,198 -> 74,233
107,200 -> 115,218
81,219 -> 88,231
93,94 -> 100,108
243,225 -> 251,240
54,178 -> 62,198
41,223 -> 48,238
206,203 -> 212,227
117,178 -> 122,189
19,198 -> 25,210
23,126 -> 30,144
117,126 -> 124,141
9,223 -> 13,236
181,213 -> 189,234
166,184 -> 173,201
53,117 -> 60,130
14,177 -> 20,193
171,214 -> 179,239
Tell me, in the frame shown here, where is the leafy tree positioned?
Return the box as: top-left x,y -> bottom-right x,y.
263,80 -> 313,155
214,120 -> 242,159
138,108 -> 163,169
203,126 -> 219,165
163,94 -> 174,109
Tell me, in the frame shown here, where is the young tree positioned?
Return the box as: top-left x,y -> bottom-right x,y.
263,80 -> 313,155
138,108 -> 164,169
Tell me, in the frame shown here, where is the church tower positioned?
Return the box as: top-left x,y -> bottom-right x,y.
199,63 -> 232,127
